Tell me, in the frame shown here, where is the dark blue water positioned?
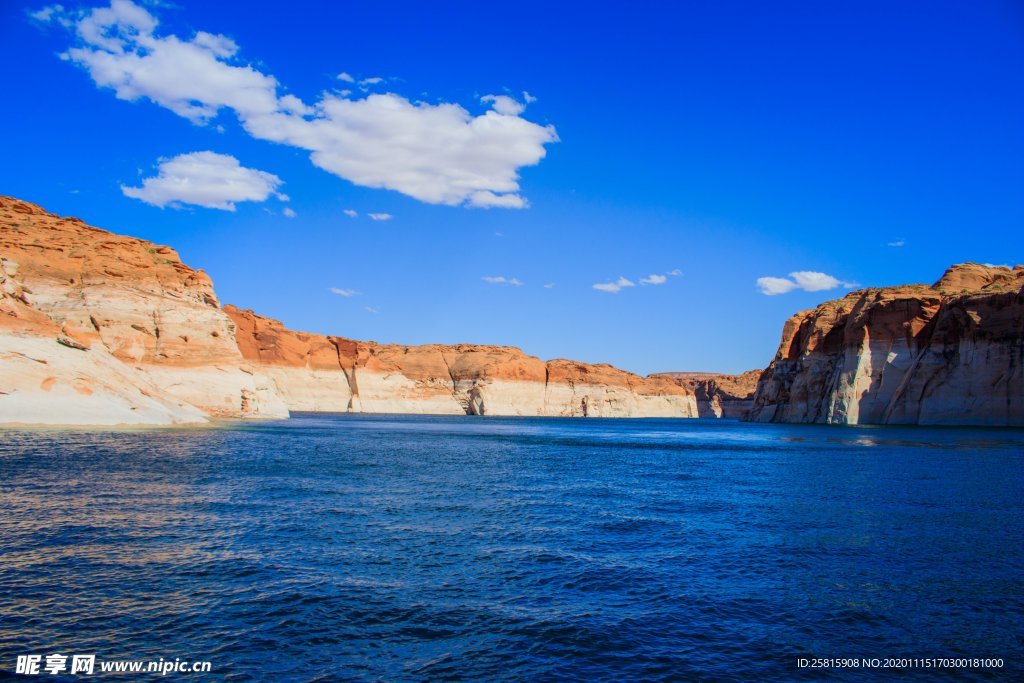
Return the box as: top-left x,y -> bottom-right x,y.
1,415 -> 1022,681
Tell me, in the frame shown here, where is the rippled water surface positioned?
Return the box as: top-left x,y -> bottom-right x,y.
2,415 -> 1023,681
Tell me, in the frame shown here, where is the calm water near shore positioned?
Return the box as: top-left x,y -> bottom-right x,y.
1,414 -> 1022,681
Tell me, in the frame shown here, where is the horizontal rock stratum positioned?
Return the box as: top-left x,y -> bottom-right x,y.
0,196 -> 697,425
225,306 -> 699,417
748,263 -> 1024,426
0,196 -> 287,425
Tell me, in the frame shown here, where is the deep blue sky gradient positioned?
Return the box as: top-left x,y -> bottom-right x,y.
2,0 -> 1022,373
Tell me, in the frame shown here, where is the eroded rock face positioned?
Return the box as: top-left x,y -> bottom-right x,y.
225,306 -> 699,417
0,195 -> 697,424
649,370 -> 761,418
748,264 -> 1024,426
0,196 -> 287,424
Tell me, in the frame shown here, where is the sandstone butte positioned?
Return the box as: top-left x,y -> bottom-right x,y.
0,195 -> 705,426
747,263 -> 1024,426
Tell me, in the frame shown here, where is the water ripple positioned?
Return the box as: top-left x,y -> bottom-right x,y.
1,415 -> 1022,681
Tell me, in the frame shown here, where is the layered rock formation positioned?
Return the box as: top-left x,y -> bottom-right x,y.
649,370 -> 761,418
748,264 -> 1024,426
1,195 -> 697,424
0,196 -> 286,425
226,306 -> 698,417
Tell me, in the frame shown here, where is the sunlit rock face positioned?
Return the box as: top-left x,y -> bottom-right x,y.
748,264 -> 1024,426
0,194 -> 697,424
0,196 -> 286,424
225,307 -> 699,418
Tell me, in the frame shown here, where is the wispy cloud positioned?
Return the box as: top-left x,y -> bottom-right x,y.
593,276 -> 636,294
482,276 -> 524,286
543,283 -> 555,289
41,2 -> 557,209
368,213 -> 393,221
756,271 -> 857,296
329,287 -> 359,297
887,239 -> 905,247
343,209 -> 358,218
282,207 -> 296,218
364,306 -> 379,314
121,151 -> 285,210
594,268 -> 678,293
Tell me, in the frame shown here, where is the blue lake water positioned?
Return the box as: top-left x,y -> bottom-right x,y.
1,414 -> 1022,681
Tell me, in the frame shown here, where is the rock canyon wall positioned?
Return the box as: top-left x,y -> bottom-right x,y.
649,370 -> 761,418
0,196 -> 696,425
225,306 -> 698,418
748,263 -> 1024,426
7,195 -> 1018,427
0,196 -> 287,425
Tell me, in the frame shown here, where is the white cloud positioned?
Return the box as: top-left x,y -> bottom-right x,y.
336,72 -> 354,83
121,151 -> 284,210
789,271 -> 846,291
343,209 -> 358,217
640,273 -> 667,285
481,94 -> 524,116
30,4 -> 70,24
668,268 -> 682,276
543,283 -> 555,288
468,190 -> 527,209
522,91 -> 537,103
756,271 -> 857,296
365,306 -> 379,313
887,239 -> 905,247
482,276 -> 524,286
368,212 -> 392,221
755,276 -> 799,296
593,276 -> 635,294
329,287 -> 358,297
359,76 -> 384,87
44,2 -> 557,209
282,207 -> 296,218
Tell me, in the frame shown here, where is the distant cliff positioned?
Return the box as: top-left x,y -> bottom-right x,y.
225,306 -> 698,418
648,370 -> 761,418
748,263 -> 1024,426
0,195 -> 697,425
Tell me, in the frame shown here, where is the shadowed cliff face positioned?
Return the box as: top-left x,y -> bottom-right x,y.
648,371 -> 761,418
224,306 -> 699,418
748,264 -> 1024,426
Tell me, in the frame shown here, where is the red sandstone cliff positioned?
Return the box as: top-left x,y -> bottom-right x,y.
0,195 -> 697,423
0,196 -> 286,424
225,306 -> 698,417
649,370 -> 761,418
748,264 -> 1024,426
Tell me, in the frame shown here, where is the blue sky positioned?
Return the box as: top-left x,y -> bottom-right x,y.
2,0 -> 1022,374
